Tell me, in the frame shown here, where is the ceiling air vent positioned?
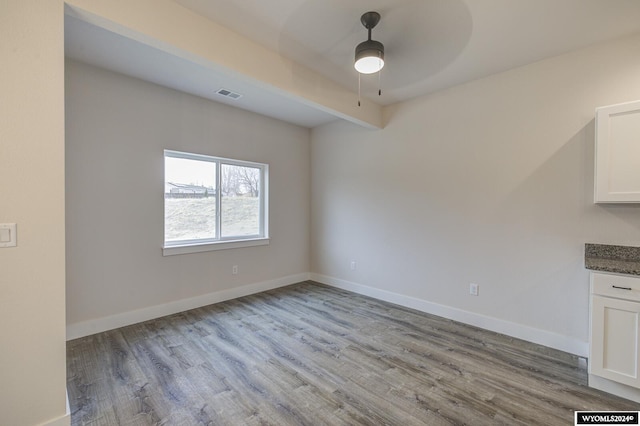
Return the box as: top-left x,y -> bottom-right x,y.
215,88 -> 243,100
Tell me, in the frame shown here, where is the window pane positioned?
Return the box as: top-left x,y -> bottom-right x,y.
164,156 -> 217,242
221,163 -> 261,237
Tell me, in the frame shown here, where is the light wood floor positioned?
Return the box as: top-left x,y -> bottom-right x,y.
67,281 -> 639,425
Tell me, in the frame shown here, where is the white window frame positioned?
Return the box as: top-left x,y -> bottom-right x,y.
163,150 -> 269,256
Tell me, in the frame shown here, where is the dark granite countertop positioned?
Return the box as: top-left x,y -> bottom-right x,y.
585,243 -> 640,276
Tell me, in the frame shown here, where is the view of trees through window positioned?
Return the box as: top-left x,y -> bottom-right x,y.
164,151 -> 265,244
220,164 -> 261,238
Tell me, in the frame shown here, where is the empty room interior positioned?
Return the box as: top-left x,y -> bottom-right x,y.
5,1 -> 640,425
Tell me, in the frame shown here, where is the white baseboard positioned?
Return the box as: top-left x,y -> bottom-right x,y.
66,273 -> 311,340
311,273 -> 589,357
67,272 -> 588,357
40,414 -> 70,426
589,374 -> 640,403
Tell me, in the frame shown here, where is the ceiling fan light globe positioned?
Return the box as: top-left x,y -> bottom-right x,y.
354,39 -> 385,74
354,56 -> 385,74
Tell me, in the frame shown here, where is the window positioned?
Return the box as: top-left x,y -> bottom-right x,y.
163,150 -> 268,255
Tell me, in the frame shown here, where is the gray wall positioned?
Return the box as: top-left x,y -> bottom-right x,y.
311,33 -> 640,354
0,2 -> 67,425
66,60 -> 310,328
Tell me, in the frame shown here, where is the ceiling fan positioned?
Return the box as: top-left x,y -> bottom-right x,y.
354,11 -> 385,106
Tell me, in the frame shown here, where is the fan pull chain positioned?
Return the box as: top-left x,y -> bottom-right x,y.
358,73 -> 361,107
378,62 -> 382,96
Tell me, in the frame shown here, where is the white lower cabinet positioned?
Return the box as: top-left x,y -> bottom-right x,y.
590,295 -> 640,387
589,272 -> 640,401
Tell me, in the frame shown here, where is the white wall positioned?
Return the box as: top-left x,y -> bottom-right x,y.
0,1 -> 68,425
311,33 -> 640,356
66,60 -> 310,334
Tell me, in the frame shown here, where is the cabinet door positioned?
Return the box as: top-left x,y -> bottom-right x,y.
595,100 -> 640,203
590,295 -> 640,388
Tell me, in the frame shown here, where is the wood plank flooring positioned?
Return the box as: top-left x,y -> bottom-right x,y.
67,281 -> 639,425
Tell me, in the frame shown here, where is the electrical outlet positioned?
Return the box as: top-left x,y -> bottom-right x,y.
469,283 -> 479,296
350,260 -> 356,271
232,265 -> 238,275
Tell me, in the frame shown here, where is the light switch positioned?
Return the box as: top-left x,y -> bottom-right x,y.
0,223 -> 17,248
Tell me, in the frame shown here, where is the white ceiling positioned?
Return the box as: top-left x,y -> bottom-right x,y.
65,0 -> 640,128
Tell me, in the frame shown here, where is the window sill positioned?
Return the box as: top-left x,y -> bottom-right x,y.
163,238 -> 269,256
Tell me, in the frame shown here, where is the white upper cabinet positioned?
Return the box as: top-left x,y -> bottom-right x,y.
595,100 -> 640,203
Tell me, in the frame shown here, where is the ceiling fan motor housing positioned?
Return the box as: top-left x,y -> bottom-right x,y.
355,40 -> 385,66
